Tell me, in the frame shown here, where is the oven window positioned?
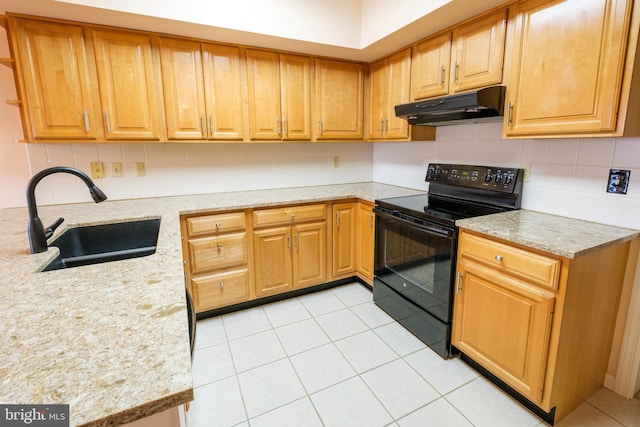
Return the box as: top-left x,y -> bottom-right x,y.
375,213 -> 455,322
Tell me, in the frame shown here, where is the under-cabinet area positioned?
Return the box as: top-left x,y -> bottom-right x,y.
180,199 -> 377,314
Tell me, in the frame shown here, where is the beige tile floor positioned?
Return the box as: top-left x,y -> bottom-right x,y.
187,282 -> 640,427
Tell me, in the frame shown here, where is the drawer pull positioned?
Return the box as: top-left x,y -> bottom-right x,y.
220,281 -> 224,288
495,255 -> 503,262
217,242 -> 223,250
290,213 -> 296,220
215,222 -> 221,229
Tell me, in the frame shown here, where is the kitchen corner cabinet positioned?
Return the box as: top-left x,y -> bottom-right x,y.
332,202 -> 357,277
355,201 -> 375,285
253,204 -> 327,297
246,50 -> 311,140
8,17 -> 104,141
453,229 -> 633,423
89,29 -> 164,140
411,9 -> 507,101
180,211 -> 251,313
159,38 -> 246,140
503,0 -> 633,137
314,59 -> 364,140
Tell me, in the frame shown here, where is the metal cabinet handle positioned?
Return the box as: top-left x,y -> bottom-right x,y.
318,119 -> 323,135
83,109 -> 90,132
456,271 -> 463,294
495,255 -> 503,262
385,118 -> 389,134
454,61 -> 459,82
369,212 -> 374,228
440,66 -> 445,86
295,233 -> 299,251
209,114 -> 213,136
277,117 -> 282,136
379,117 -> 384,134
284,118 -> 288,136
201,115 -> 205,135
290,213 -> 296,220
220,281 -> 224,288
105,112 -> 111,133
217,241 -> 223,250
287,234 -> 291,251
507,101 -> 513,127
336,212 -> 340,226
215,222 -> 221,229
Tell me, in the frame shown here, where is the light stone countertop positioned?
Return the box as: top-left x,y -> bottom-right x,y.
456,210 -> 640,258
0,182 -> 425,427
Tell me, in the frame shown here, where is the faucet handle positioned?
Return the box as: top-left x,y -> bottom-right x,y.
45,217 -> 64,239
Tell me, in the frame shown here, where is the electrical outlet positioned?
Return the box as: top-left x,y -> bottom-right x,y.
112,162 -> 123,177
135,161 -> 146,177
607,169 -> 630,194
331,156 -> 340,168
520,164 -> 531,182
90,161 -> 105,179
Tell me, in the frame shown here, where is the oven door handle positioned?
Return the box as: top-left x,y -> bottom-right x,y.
375,208 -> 454,237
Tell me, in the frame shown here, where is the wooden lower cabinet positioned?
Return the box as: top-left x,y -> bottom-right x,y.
253,204 -> 327,298
453,229 -> 634,423
332,202 -> 357,277
181,210 -> 252,313
356,201 -> 375,285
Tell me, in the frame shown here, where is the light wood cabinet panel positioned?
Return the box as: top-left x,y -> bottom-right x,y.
504,0 -> 632,137
332,203 -> 357,277
411,33 -> 452,100
292,221 -> 326,288
160,38 -> 245,140
356,202 -> 375,284
246,50 -> 311,141
188,232 -> 247,275
192,268 -> 250,311
90,29 -> 163,140
185,211 -> 246,237
202,43 -> 246,140
369,49 -> 411,140
10,18 -> 103,140
280,54 -> 311,140
159,38 -> 206,139
454,258 -> 555,403
315,59 -> 364,140
253,226 -> 293,297
252,204 -> 326,228
451,9 -> 507,93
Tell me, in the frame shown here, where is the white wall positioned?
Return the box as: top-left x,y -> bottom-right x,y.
373,122 -> 640,230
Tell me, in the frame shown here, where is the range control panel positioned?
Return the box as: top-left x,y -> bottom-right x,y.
426,163 -> 523,193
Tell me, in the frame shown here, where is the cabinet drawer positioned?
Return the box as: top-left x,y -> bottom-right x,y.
459,232 -> 560,289
192,269 -> 250,311
185,211 -> 246,237
253,204 -> 326,227
189,232 -> 247,274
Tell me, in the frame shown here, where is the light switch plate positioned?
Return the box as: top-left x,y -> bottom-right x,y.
607,169 -> 630,194
90,162 -> 104,179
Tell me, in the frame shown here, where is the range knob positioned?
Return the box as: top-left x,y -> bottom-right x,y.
427,166 -> 441,180
505,174 -> 514,185
483,172 -> 493,182
494,173 -> 503,184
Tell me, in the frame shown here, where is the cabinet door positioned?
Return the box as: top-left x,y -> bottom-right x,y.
356,202 -> 375,283
453,259 -> 555,403
332,203 -> 357,276
159,38 -> 207,139
411,33 -> 452,100
202,43 -> 246,140
12,19 -> 103,140
246,49 -> 282,140
315,59 -> 364,140
253,227 -> 293,297
292,221 -> 326,288
451,9 -> 507,93
91,29 -> 162,140
368,58 -> 388,140
385,49 -> 412,139
504,0 -> 632,136
280,54 -> 311,140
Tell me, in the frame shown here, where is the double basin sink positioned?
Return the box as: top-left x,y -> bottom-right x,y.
43,218 -> 161,271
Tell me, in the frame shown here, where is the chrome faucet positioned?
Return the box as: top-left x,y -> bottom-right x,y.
26,166 -> 108,254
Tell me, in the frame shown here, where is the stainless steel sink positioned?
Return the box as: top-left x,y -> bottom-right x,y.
42,218 -> 161,271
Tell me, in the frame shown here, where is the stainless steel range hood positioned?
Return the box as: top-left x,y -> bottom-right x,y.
395,86 -> 506,126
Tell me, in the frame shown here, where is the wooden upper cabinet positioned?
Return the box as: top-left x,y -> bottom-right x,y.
10,18 -> 104,141
315,59 -> 364,140
451,9 -> 507,93
504,0 -> 632,137
369,48 -> 411,140
411,9 -> 506,101
246,49 -> 311,140
90,29 -> 163,140
159,37 -> 245,140
411,33 -> 452,100
202,43 -> 246,140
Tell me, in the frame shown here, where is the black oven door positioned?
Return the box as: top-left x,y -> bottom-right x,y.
374,207 -> 456,323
